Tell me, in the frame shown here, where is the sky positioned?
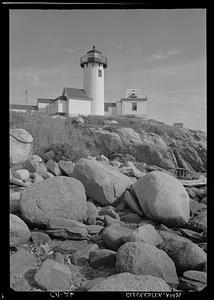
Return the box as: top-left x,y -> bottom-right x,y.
10,9 -> 206,131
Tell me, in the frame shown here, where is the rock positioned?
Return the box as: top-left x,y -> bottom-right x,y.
31,231 -> 52,244
10,177 -> 29,187
10,192 -> 21,213
103,215 -> 121,226
90,273 -> 171,291
32,154 -> 43,163
12,169 -> 30,181
115,201 -> 127,211
189,199 -> 207,213
20,176 -> 87,226
34,259 -> 73,291
72,244 -> 98,266
132,171 -> 190,227
201,197 -> 207,204
120,212 -> 142,223
178,228 -> 203,242
89,249 -> 116,268
100,154 -> 109,163
46,160 -> 61,176
10,214 -> 31,247
123,190 -> 143,216
178,270 -> 207,290
178,276 -> 206,291
37,163 -> 48,173
102,223 -> 133,251
159,238 -> 207,274
47,218 -> 88,240
116,242 -> 178,287
79,278 -> 105,291
110,160 -> 121,168
85,201 -> 99,225
158,230 -> 193,244
103,120 -> 118,125
54,240 -> 91,254
121,161 -> 146,179
86,225 -> 103,235
10,249 -> 37,285
188,209 -> 207,232
183,270 -> 207,283
23,159 -> 40,172
39,171 -> 54,179
72,158 -> 132,206
10,129 -> 33,165
32,173 -> 44,183
58,160 -> 74,176
42,150 -> 55,161
11,276 -> 32,291
99,206 -> 120,220
122,224 -> 163,246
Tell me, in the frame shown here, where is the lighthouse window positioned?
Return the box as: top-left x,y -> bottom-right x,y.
98,69 -> 102,77
132,102 -> 137,111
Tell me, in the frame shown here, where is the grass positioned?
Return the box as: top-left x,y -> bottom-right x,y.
10,111 -> 100,162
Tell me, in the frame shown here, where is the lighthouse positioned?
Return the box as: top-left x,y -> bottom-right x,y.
80,46 -> 107,115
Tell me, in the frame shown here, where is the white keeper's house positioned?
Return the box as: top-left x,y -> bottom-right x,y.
10,46 -> 148,117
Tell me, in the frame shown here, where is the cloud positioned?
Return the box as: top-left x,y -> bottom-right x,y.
65,48 -> 75,54
144,49 -> 181,62
11,66 -> 48,88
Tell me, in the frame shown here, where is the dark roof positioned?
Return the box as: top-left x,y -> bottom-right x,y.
63,87 -> 92,101
87,45 -> 101,54
37,98 -> 54,103
10,104 -> 38,110
118,97 -> 148,102
104,103 -> 116,107
53,95 -> 67,102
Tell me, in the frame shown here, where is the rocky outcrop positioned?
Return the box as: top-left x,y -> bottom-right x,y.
20,176 -> 87,226
72,158 -> 132,206
89,121 -> 206,172
132,171 -> 190,227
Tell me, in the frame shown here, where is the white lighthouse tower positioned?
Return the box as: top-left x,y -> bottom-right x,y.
80,46 -> 107,115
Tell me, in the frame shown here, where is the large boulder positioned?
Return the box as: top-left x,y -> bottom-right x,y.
90,273 -> 171,291
20,176 -> 87,226
72,158 -> 132,206
34,259 -> 73,291
159,238 -> 207,274
116,242 -> 178,287
132,171 -> 190,227
10,129 -> 33,165
10,214 -> 31,247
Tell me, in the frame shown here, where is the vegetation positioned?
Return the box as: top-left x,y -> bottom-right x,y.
10,111 -> 99,162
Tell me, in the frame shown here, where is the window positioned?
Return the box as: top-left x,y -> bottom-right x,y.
132,102 -> 137,111
98,69 -> 102,77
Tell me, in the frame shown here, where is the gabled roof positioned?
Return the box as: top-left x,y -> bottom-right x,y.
63,87 -> 92,101
10,104 -> 38,110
